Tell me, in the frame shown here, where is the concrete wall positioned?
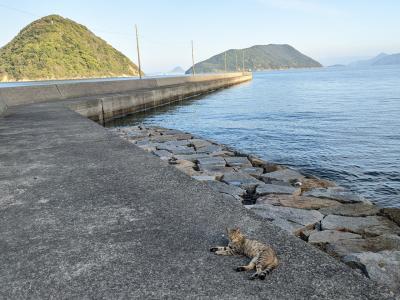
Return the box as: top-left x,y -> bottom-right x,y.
0,73 -> 251,107
67,73 -> 252,123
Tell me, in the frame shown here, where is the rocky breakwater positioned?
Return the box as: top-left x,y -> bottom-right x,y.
111,125 -> 400,294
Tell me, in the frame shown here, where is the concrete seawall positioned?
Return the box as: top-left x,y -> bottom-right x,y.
0,73 -> 252,123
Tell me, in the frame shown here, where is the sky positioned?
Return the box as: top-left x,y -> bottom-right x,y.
0,0 -> 399,73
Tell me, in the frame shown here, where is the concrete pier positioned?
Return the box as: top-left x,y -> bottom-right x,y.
0,74 -> 394,299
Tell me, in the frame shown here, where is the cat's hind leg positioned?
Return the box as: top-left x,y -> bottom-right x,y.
236,256 -> 257,272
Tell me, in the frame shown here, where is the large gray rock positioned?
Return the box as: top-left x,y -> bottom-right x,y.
321,215 -> 400,237
198,165 -> 236,175
173,153 -> 210,162
196,144 -> 224,154
245,204 -> 324,234
303,187 -> 367,204
152,150 -> 173,160
0,100 -> 7,117
256,184 -> 299,196
319,203 -> 380,217
221,172 -> 263,191
256,194 -> 341,210
205,180 -> 246,198
156,144 -> 195,155
190,139 -> 213,149
308,230 -> 362,245
238,167 -> 264,177
260,169 -> 304,183
197,157 -> 226,167
342,251 -> 400,294
224,156 -> 252,168
248,156 -> 282,172
326,234 -> 400,258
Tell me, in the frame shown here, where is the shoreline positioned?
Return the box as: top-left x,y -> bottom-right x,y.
111,124 -> 400,294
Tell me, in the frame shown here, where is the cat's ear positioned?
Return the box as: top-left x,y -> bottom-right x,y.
234,227 -> 241,233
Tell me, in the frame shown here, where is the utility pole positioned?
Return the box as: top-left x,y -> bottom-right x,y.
135,24 -> 142,79
235,51 -> 238,72
191,40 -> 196,76
242,49 -> 245,73
224,52 -> 227,73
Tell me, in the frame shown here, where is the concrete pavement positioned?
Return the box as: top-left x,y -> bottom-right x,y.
0,102 -> 395,299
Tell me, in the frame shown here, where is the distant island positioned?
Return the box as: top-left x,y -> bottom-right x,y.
0,15 -> 142,82
168,66 -> 185,74
185,44 -> 322,74
348,53 -> 400,67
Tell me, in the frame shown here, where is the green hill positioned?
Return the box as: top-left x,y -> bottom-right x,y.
0,15 -> 141,82
186,44 -> 322,74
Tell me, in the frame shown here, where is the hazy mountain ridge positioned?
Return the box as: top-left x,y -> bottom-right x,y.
373,53 -> 400,65
348,53 -> 389,67
186,44 -> 322,74
0,15 -> 141,82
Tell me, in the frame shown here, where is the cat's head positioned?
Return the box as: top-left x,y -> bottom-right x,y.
226,227 -> 245,243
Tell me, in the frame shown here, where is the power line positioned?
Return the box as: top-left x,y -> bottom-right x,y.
0,2 -> 39,17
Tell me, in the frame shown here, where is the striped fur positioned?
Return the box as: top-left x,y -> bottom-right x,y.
210,228 -> 279,280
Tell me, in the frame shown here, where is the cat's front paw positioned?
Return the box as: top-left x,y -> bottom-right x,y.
210,247 -> 218,252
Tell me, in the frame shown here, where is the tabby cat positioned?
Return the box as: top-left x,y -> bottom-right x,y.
210,228 -> 279,280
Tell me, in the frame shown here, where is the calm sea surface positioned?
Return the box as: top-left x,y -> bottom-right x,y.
107,66 -> 400,208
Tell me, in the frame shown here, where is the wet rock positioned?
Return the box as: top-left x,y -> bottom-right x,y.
342,251 -> 400,293
308,230 -> 362,245
0,100 -> 7,117
152,150 -> 173,160
245,204 -> 324,235
326,234 -> 400,258
256,184 -> 299,196
380,207 -> 400,226
321,215 -> 400,236
256,194 -> 341,210
197,157 -> 226,167
238,167 -> 264,178
205,180 -> 246,198
319,203 -> 380,217
300,177 -> 336,192
222,173 -> 263,191
303,187 -> 368,204
224,156 -> 252,168
260,169 -> 304,184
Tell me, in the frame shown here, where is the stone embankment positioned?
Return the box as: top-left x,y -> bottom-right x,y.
112,125 -> 400,294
